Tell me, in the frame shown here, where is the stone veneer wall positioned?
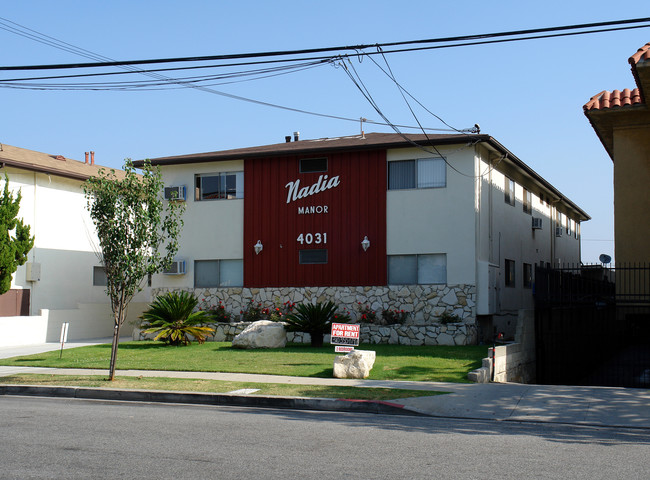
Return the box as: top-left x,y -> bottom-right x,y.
152,284 -> 476,326
148,284 -> 478,346
194,321 -> 477,346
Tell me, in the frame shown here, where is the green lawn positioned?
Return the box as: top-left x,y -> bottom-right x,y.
0,341 -> 488,383
1,374 -> 446,401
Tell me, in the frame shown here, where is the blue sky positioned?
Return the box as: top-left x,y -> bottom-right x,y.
2,1 -> 649,263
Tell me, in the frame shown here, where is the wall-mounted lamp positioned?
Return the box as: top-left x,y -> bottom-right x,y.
361,236 -> 370,252
254,240 -> 263,255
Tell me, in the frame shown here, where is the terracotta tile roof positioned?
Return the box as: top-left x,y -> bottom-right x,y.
0,143 -> 124,180
584,88 -> 643,111
630,42 -> 650,100
629,42 -> 650,65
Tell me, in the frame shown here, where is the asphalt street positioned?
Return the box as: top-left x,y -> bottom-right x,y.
2,395 -> 649,480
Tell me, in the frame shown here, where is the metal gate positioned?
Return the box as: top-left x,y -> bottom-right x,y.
535,264 -> 650,388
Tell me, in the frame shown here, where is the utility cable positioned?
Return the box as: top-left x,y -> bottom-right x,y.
1,16 -> 649,71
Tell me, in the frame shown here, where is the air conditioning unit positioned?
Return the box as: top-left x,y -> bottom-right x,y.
555,226 -> 563,237
163,259 -> 186,275
164,185 -> 186,201
532,217 -> 543,230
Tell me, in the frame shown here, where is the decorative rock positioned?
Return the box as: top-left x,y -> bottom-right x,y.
441,290 -> 458,306
333,350 -> 376,379
437,332 -> 455,346
232,320 -> 286,349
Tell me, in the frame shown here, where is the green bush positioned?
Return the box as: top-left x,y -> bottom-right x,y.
381,308 -> 409,325
140,291 -> 214,346
284,301 -> 347,347
439,311 -> 462,324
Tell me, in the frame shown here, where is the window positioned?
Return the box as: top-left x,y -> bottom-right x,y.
523,188 -> 532,214
505,177 -> 515,206
388,158 -> 446,190
388,254 -> 447,285
505,259 -> 515,287
194,259 -> 243,287
300,157 -> 327,173
195,172 -> 243,201
299,249 -> 328,264
93,266 -> 107,286
567,217 -> 572,237
523,263 -> 533,288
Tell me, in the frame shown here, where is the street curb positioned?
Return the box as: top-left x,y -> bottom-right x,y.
0,384 -> 425,416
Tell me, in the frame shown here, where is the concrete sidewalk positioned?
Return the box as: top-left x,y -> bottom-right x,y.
2,341 -> 650,428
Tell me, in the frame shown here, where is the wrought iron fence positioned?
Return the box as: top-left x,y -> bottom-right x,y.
534,263 -> 650,388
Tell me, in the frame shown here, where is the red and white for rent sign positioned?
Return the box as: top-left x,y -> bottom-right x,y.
330,323 -> 360,346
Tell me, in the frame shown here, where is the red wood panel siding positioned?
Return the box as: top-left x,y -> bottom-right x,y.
0,288 -> 30,316
244,149 -> 386,287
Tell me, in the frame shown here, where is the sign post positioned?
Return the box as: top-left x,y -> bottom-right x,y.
59,322 -> 69,358
330,323 -> 360,353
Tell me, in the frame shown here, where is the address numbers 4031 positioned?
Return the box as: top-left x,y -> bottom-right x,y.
296,233 -> 327,245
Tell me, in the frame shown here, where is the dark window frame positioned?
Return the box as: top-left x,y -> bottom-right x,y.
523,188 -> 532,214
523,263 -> 533,288
93,266 -> 107,287
505,259 -> 516,287
299,157 -> 328,173
299,249 -> 328,264
505,177 -> 515,206
194,172 -> 243,201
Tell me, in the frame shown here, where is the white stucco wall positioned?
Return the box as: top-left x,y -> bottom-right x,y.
473,145 -> 583,332
386,146 -> 477,286
154,161 -> 245,289
4,167 -> 149,314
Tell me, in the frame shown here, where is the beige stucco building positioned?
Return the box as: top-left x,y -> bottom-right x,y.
584,42 -> 650,264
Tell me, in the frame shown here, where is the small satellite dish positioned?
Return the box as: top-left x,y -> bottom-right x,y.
599,254 -> 612,264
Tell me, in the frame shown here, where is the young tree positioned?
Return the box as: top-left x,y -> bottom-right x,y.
84,160 -> 184,380
0,175 -> 35,295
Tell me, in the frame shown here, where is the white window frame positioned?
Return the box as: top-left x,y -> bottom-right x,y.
194,259 -> 243,287
388,158 -> 446,190
388,253 -> 447,285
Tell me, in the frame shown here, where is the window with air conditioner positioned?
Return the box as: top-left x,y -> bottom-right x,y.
164,185 -> 186,201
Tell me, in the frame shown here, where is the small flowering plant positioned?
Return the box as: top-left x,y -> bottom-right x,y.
356,302 -> 377,323
269,300 -> 296,322
208,301 -> 232,323
381,308 -> 409,325
240,300 -> 265,322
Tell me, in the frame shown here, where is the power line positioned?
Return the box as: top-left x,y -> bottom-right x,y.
0,17 -> 472,134
1,17 -> 649,71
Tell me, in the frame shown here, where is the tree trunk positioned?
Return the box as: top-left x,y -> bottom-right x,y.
108,309 -> 124,381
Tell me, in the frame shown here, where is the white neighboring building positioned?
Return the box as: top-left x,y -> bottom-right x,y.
137,133 -> 589,341
0,144 -> 148,346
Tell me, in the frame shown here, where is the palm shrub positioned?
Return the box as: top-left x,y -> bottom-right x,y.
284,301 -> 346,347
140,291 -> 214,346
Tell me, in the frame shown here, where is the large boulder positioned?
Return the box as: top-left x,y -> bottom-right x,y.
333,350 -> 376,379
232,320 -> 286,349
